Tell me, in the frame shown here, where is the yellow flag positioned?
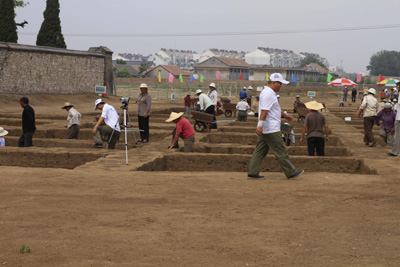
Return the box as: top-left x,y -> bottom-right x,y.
266,72 -> 269,81
158,70 -> 161,83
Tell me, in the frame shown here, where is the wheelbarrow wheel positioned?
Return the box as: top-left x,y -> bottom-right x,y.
194,121 -> 206,132
298,116 -> 305,123
225,110 -> 233,117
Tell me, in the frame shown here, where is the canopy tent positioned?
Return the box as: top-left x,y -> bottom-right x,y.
377,78 -> 399,87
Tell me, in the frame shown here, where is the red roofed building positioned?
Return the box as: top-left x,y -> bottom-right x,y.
143,65 -> 192,79
195,56 -> 253,80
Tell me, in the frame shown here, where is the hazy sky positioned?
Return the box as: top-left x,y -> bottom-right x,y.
15,0 -> 400,73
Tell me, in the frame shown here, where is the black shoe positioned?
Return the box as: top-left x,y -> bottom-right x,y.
387,152 -> 398,157
168,145 -> 179,149
288,170 -> 304,179
92,143 -> 103,148
247,175 -> 265,179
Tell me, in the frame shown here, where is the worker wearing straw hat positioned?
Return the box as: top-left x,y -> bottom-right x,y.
166,112 -> 195,152
0,127 -> 8,146
62,102 -> 81,139
136,83 -> 152,143
300,101 -> 329,156
355,88 -> 378,147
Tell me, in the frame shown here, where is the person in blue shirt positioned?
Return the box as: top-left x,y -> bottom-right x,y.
239,87 -> 247,100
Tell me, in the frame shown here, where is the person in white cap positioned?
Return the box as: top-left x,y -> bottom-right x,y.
135,83 -> 152,143
355,88 -> 378,147
376,102 -> 396,147
61,102 -> 81,139
196,89 -> 217,129
248,73 -> 304,179
293,95 -> 300,113
300,101 -> 329,156
166,112 -> 195,152
388,81 -> 400,156
236,98 -> 250,122
207,82 -> 218,114
0,127 -> 8,147
91,99 -> 120,148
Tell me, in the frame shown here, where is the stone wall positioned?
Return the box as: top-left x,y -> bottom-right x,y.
0,42 -> 113,94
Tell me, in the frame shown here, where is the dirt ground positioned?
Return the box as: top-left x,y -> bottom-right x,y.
1,91 -> 400,266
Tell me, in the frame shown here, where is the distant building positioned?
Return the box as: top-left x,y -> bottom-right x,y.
197,49 -> 246,64
143,65 -> 192,79
303,63 -> 328,74
113,53 -> 150,66
245,47 -> 300,68
113,64 -> 140,77
149,49 -> 197,69
245,48 -> 271,66
194,56 -> 253,80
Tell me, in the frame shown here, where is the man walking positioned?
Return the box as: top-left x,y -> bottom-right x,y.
18,97 -> 36,147
247,73 -> 304,179
91,99 -> 121,149
299,101 -> 329,156
236,98 -> 250,122
355,88 -> 378,147
62,102 -> 81,139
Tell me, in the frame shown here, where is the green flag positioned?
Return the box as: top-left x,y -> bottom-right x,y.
200,74 -> 204,82
327,73 -> 333,82
179,73 -> 183,83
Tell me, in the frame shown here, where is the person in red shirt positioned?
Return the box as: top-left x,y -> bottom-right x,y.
184,93 -> 191,115
380,89 -> 386,101
166,112 -> 195,152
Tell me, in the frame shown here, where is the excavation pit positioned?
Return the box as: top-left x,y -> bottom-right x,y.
136,154 -> 376,174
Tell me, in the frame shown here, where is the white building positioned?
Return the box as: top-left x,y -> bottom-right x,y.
245,49 -> 271,66
246,47 -> 300,68
197,49 -> 245,64
149,49 -> 196,69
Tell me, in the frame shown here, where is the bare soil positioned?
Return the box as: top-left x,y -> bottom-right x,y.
1,93 -> 400,266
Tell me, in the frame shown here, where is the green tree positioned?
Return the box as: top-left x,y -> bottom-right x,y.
36,0 -> 66,48
139,62 -> 150,74
116,59 -> 127,64
0,0 -> 18,43
317,76 -> 326,82
367,50 -> 400,76
14,0 -> 29,7
298,55 -> 326,69
115,67 -> 132,77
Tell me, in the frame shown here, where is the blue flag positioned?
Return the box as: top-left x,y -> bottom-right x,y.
292,73 -> 297,83
190,74 -> 195,84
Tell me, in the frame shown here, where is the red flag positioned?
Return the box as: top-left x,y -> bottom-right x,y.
379,74 -> 384,82
239,72 -> 243,80
357,74 -> 362,83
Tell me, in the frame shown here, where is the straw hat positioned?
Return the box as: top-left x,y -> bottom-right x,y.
305,101 -> 324,110
139,83 -> 148,89
0,127 -> 8,137
247,86 -> 253,90
296,95 -> 300,98
165,112 -> 184,122
61,102 -> 74,109
196,89 -> 203,95
209,82 -> 216,88
368,88 -> 376,95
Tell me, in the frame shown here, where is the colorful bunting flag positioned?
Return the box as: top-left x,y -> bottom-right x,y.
190,74 -> 195,84
266,72 -> 269,81
239,72 -> 243,80
179,73 -> 183,83
200,74 -> 204,83
379,74 -> 384,82
169,73 -> 174,83
292,74 -> 297,83
216,71 -> 221,79
327,73 -> 333,82
158,70 -> 161,83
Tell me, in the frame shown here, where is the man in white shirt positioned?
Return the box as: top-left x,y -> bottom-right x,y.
388,82 -> 400,156
236,99 -> 250,122
62,102 -> 81,139
92,99 -> 121,149
355,88 -> 378,147
248,73 -> 304,179
196,89 -> 217,129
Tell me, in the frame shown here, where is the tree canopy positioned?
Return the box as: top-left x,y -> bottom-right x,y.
115,67 -> 132,77
15,0 -> 29,7
0,0 -> 18,43
36,0 -> 66,48
367,50 -> 400,76
298,55 -> 326,69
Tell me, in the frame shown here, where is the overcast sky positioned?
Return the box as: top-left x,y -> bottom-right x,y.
15,0 -> 400,73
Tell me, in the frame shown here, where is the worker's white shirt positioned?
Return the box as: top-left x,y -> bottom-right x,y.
67,107 -> 81,128
395,98 -> 400,120
207,90 -> 218,105
199,93 -> 213,111
259,86 -> 281,134
236,100 -> 250,111
101,104 -> 121,131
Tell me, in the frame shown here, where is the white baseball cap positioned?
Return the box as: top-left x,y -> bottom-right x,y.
94,99 -> 105,110
270,73 -> 289,84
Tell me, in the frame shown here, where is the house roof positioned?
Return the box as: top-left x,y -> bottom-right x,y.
215,57 -> 253,68
304,63 -> 328,73
146,65 -> 192,76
